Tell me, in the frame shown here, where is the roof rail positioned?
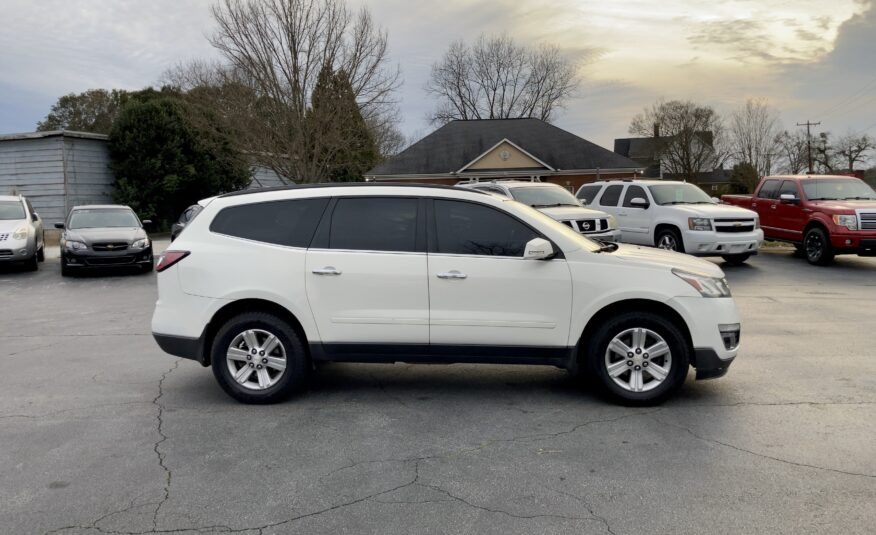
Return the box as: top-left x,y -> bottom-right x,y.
219,182 -> 490,198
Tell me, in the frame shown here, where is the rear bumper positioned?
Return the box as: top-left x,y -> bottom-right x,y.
683,229 -> 764,257
153,332 -> 207,365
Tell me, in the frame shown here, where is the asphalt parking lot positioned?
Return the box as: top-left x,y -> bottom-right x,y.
2,241 -> 875,535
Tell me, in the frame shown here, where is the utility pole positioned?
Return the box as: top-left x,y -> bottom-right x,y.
796,120 -> 821,174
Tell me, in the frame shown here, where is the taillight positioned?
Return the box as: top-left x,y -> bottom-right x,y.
156,250 -> 190,272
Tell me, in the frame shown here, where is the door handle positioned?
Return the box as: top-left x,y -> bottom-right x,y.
312,266 -> 342,276
770,204 -> 777,210
751,203 -> 757,208
437,270 -> 467,280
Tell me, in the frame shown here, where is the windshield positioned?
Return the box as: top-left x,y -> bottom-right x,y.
504,199 -> 602,253
509,186 -> 582,208
69,209 -> 140,229
649,183 -> 713,205
0,201 -> 26,220
801,179 -> 876,200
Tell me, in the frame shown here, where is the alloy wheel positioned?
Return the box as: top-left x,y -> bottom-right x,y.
604,327 -> 672,393
657,234 -> 678,251
225,329 -> 287,390
805,232 -> 823,261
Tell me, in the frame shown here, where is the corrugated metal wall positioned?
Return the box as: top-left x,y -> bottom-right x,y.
0,134 -> 114,223
248,165 -> 288,188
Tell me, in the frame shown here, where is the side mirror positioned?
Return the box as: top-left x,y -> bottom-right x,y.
779,193 -> 799,204
524,238 -> 555,260
54,222 -> 65,229
31,213 -> 39,222
629,197 -> 650,209
142,219 -> 153,225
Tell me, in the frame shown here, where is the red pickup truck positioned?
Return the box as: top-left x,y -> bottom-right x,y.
722,175 -> 876,265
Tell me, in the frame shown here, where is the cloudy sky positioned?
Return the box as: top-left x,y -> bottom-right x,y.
1,0 -> 875,149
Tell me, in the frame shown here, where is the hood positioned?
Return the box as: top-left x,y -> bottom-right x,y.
808,199 -> 876,212
605,243 -> 725,278
0,218 -> 27,233
668,203 -> 758,219
538,205 -> 609,220
65,227 -> 146,245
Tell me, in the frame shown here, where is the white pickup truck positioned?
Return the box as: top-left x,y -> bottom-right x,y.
576,180 -> 764,264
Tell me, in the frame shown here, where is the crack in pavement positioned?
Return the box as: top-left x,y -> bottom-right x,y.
548,486 -> 618,535
655,416 -> 876,479
151,360 -> 181,530
3,340 -> 67,358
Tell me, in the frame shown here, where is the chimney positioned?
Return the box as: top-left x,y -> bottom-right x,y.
653,123 -> 660,138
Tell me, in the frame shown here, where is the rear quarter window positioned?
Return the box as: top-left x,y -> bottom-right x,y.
209,198 -> 330,247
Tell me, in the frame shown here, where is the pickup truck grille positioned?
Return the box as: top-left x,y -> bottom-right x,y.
92,242 -> 129,252
860,211 -> 876,230
560,219 -> 608,234
714,218 -> 756,233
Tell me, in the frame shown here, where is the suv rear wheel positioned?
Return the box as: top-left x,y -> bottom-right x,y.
211,312 -> 309,404
584,312 -> 689,405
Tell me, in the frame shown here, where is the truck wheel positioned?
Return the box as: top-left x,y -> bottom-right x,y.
24,253 -> 39,272
583,312 -> 690,406
37,245 -> 45,262
211,311 -> 309,404
655,228 -> 684,253
721,253 -> 751,265
803,227 -> 834,266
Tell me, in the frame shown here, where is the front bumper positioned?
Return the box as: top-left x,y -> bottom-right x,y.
584,229 -> 622,243
668,296 -> 740,377
683,229 -> 764,257
0,237 -> 36,262
63,246 -> 153,268
829,231 -> 876,256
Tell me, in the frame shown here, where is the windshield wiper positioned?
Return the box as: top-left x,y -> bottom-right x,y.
660,201 -> 692,205
531,203 -> 579,208
841,196 -> 876,200
807,197 -> 833,201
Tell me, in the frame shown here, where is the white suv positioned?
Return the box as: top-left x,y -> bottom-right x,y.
152,184 -> 741,405
577,180 -> 763,264
457,180 -> 621,242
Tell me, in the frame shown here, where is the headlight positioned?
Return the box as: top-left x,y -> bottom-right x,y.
754,217 -> 760,229
832,214 -> 858,230
12,224 -> 28,240
66,241 -> 87,251
606,215 -> 617,229
132,238 -> 151,249
672,268 -> 731,298
688,217 -> 712,231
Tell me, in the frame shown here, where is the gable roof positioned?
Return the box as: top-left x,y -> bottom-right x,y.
368,119 -> 642,176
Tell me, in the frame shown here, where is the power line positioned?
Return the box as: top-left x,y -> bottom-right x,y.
797,120 -> 821,174
816,75 -> 876,120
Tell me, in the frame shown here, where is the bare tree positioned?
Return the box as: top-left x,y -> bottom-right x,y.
208,0 -> 400,183
426,34 -> 581,124
728,98 -> 781,177
834,131 -> 875,171
775,130 -> 808,174
814,132 -> 837,173
629,99 -> 727,182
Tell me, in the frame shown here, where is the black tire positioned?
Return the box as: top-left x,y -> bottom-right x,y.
211,311 -> 309,404
582,312 -> 690,406
37,245 -> 45,262
24,253 -> 38,272
803,227 -> 834,266
721,253 -> 751,265
60,257 -> 73,277
655,228 -> 684,253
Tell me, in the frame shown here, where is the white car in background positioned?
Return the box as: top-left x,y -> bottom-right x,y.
457,180 -> 621,242
576,180 -> 763,265
0,194 -> 45,271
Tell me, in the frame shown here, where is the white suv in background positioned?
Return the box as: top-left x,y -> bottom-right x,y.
152,184 -> 741,406
457,180 -> 621,242
577,180 -> 764,265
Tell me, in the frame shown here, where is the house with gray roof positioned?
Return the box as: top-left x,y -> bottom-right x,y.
366,119 -> 643,191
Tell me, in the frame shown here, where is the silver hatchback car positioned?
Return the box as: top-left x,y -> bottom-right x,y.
0,195 -> 45,271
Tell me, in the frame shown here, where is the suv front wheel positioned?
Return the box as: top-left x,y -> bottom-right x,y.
584,312 -> 690,405
211,312 -> 309,404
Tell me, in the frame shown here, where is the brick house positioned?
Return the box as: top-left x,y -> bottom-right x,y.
365,118 -> 643,191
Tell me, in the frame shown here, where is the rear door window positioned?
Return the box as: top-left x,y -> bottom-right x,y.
329,197 -> 419,252
598,185 -> 624,207
757,180 -> 780,199
210,198 -> 329,247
